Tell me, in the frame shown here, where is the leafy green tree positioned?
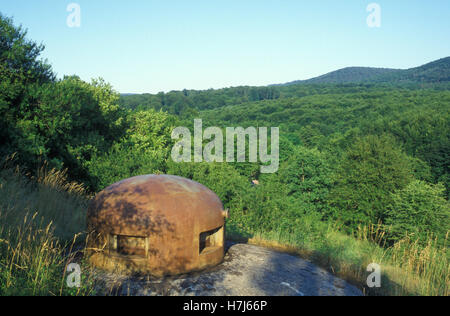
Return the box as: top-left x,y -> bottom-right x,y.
0,14 -> 54,159
125,109 -> 175,151
328,135 -> 414,229
86,142 -> 169,190
0,14 -> 54,84
87,109 -> 176,190
242,175 -> 293,233
380,109 -> 450,197
14,76 -> 125,182
166,160 -> 249,210
278,147 -> 332,217
0,15 -> 126,186
385,181 -> 449,246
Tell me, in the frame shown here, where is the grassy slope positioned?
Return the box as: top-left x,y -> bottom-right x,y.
0,162 -> 447,296
0,162 -> 95,296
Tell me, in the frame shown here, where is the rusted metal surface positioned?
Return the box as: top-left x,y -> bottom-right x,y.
86,175 -> 226,277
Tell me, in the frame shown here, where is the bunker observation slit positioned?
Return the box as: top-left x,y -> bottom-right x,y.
199,226 -> 224,255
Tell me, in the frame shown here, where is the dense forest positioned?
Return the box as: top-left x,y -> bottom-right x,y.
0,14 -> 448,295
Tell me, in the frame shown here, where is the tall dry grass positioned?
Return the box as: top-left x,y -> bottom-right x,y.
379,233 -> 449,296
0,160 -> 89,241
0,159 -> 94,295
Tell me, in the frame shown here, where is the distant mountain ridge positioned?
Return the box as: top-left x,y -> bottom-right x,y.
277,57 -> 450,86
120,57 -> 450,95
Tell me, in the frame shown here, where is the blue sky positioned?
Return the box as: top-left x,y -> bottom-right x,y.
1,0 -> 449,93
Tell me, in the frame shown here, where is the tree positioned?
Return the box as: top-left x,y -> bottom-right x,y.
0,14 -> 55,159
87,109 -> 176,190
125,109 -> 175,151
328,134 -> 414,229
0,14 -> 54,84
17,76 -> 126,182
385,181 -> 449,246
278,146 -> 332,217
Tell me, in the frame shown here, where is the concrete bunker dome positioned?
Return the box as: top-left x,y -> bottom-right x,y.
87,174 -> 228,276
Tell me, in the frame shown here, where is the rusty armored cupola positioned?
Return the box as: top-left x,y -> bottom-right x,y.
86,175 -> 228,276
